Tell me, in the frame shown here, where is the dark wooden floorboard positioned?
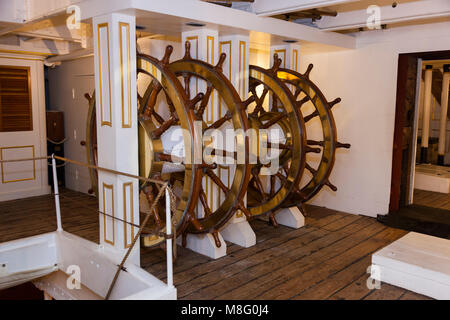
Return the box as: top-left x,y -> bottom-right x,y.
413,189 -> 450,211
0,190 -> 428,300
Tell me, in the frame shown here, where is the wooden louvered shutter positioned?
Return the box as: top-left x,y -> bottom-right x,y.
0,66 -> 33,132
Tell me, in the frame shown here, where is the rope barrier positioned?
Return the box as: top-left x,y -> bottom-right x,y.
1,154 -> 177,297
47,137 -> 69,145
56,192 -> 174,239
53,155 -> 166,185
104,182 -> 169,300
0,156 -> 50,163
0,155 -> 166,185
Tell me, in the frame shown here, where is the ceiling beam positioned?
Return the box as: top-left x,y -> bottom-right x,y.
78,0 -> 356,49
251,0 -> 358,17
13,31 -> 82,43
316,0 -> 450,31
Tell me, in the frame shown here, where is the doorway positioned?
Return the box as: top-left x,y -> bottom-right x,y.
381,50 -> 450,239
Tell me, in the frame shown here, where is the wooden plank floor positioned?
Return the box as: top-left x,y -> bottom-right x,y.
0,189 -> 431,300
413,189 -> 450,211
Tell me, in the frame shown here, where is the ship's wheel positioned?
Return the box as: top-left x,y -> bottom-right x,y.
168,42 -> 251,246
276,65 -> 350,207
85,43 -> 251,248
244,54 -> 307,226
84,46 -> 202,247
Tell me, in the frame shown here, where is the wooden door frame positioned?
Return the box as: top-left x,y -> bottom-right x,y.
389,50 -> 450,213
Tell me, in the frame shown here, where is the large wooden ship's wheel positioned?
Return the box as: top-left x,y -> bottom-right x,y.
244,54 -> 307,225
168,42 -> 251,246
84,46 -> 203,247
276,65 -> 350,207
84,44 -> 251,248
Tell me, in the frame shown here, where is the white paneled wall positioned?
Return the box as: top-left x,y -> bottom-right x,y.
300,21 -> 450,217
48,56 -> 95,194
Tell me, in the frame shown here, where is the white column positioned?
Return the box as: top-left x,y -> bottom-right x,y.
179,28 -> 227,259
421,65 -> 433,163
438,64 -> 450,165
269,43 -> 305,228
218,34 -> 256,248
270,43 -> 301,72
93,13 -> 140,264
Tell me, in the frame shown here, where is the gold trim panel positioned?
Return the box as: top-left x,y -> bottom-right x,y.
97,23 -> 112,127
103,183 -> 115,245
292,49 -> 298,72
0,145 -> 36,183
123,182 -> 134,248
119,22 -> 132,128
239,40 -> 246,99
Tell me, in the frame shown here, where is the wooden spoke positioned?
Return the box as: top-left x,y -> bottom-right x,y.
152,111 -> 165,125
337,142 -> 351,149
307,140 -> 325,147
209,149 -> 238,161
293,87 -> 302,100
156,153 -> 184,164
252,171 -> 267,200
266,142 -> 290,150
250,87 -> 269,116
206,111 -> 232,130
275,171 -> 287,183
243,95 -> 256,109
269,211 -> 278,227
200,162 -> 218,170
296,95 -> 310,108
306,146 -> 321,154
304,110 -> 319,123
325,179 -> 338,191
188,214 -> 204,232
238,202 -> 253,220
143,83 -> 163,121
261,113 -> 287,129
152,114 -> 178,139
270,175 -> 276,197
304,63 -> 313,79
199,187 -> 212,217
144,188 -> 163,229
183,74 -> 192,99
305,163 -> 317,175
189,92 -> 204,110
271,95 -> 280,112
196,84 -> 213,118
328,97 -> 341,108
205,169 -> 230,193
165,92 -> 176,114
211,230 -> 222,248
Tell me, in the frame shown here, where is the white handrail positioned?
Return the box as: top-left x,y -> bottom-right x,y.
165,188 -> 174,288
51,154 -> 63,232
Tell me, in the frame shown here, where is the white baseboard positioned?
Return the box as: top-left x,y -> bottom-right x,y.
0,185 -> 51,202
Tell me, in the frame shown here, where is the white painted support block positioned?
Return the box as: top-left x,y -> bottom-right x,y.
221,220 -> 256,248
275,206 -> 305,229
178,233 -> 227,259
372,232 -> 450,300
414,165 -> 450,194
